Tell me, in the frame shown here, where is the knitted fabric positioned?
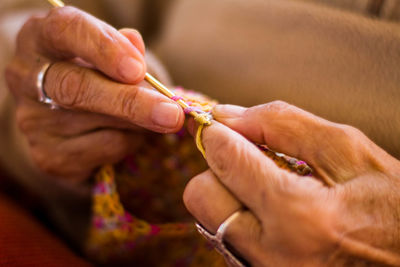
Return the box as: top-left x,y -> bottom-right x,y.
85,88 -> 311,265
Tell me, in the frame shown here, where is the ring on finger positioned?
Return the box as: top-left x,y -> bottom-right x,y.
36,62 -> 59,109
196,209 -> 248,267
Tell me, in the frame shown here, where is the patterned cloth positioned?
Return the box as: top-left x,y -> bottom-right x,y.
85,89 -> 311,266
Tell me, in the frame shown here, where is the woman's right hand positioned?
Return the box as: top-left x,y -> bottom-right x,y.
5,6 -> 184,182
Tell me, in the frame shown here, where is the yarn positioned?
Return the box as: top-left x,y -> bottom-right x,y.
85,87 -> 312,265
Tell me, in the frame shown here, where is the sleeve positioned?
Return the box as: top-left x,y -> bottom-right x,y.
153,0 -> 400,158
0,7 -> 93,248
99,0 -> 177,44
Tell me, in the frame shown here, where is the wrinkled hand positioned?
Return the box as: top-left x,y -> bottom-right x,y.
184,101 -> 400,266
5,7 -> 184,182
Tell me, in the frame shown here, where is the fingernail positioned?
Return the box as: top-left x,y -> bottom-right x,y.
118,56 -> 144,82
213,104 -> 246,119
151,102 -> 181,129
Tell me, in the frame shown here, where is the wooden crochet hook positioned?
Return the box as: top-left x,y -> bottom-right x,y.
47,0 -> 211,126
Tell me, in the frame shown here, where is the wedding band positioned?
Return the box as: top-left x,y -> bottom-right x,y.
195,209 -> 247,267
36,62 -> 59,109
215,209 -> 242,241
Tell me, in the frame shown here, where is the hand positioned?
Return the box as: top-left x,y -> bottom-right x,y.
184,101 -> 400,266
5,7 -> 184,182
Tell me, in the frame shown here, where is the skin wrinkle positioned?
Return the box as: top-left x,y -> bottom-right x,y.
69,66 -> 97,109
52,64 -> 84,107
315,125 -> 382,183
116,84 -> 139,122
243,104 -> 344,184
96,26 -> 125,70
34,142 -> 65,176
314,136 -> 355,182
217,101 -> 392,184
203,124 -> 274,213
262,189 -> 338,258
41,7 -> 82,58
189,103 -> 400,265
36,6 -> 145,86
98,25 -> 120,50
338,174 -> 400,245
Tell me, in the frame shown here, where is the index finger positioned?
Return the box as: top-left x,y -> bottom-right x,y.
43,62 -> 185,133
199,121 -> 297,215
25,6 -> 145,84
212,102 -> 384,184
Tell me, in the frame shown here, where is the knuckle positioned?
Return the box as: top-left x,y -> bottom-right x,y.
18,17 -> 36,35
53,65 -> 90,107
252,100 -> 297,123
117,87 -> 139,120
16,110 -> 34,134
208,135 -> 245,182
105,133 -> 130,158
340,124 -> 366,147
327,124 -> 368,164
183,173 -> 206,212
32,147 -> 60,175
98,27 -> 120,52
4,62 -> 19,94
43,6 -> 82,48
339,124 -> 363,138
16,16 -> 41,51
15,106 -> 45,138
262,100 -> 292,115
332,124 -> 362,146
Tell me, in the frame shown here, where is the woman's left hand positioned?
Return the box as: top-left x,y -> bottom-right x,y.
183,101 -> 400,266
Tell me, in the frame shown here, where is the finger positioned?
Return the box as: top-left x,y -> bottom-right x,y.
119,28 -> 145,56
183,170 -> 265,265
184,170 -> 242,232
20,6 -> 146,84
33,129 -> 142,182
44,62 -> 185,133
198,120 -> 297,215
16,99 -> 143,137
62,129 -> 141,169
212,102 -> 376,183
